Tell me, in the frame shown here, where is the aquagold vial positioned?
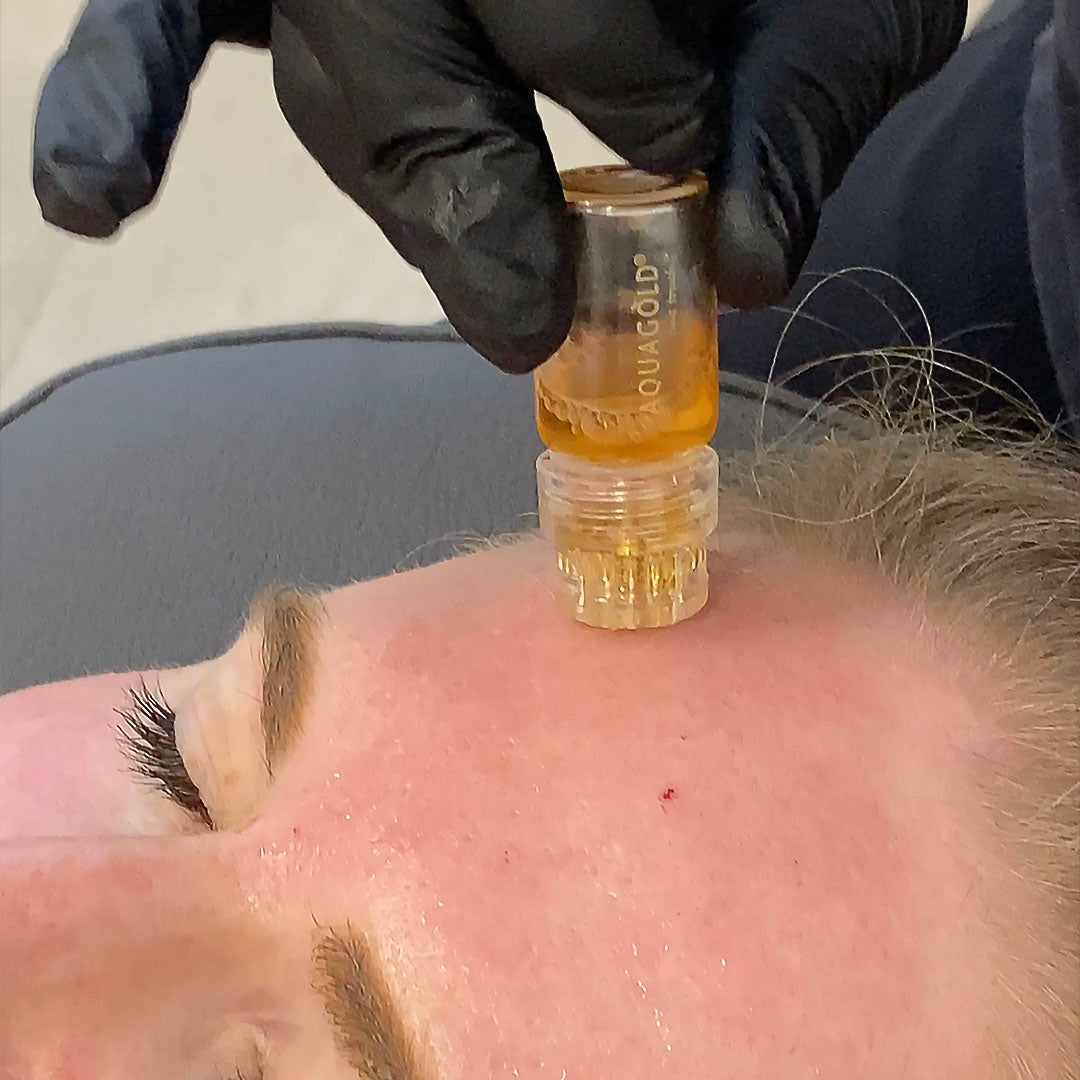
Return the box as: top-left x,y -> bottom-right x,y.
535,165 -> 720,630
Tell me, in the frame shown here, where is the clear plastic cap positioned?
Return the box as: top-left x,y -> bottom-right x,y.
537,445 -> 719,629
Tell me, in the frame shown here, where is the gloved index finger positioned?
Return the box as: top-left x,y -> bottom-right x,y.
273,0 -> 575,373
466,0 -> 721,173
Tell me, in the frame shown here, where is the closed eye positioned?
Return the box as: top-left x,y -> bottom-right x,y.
117,679 -> 213,829
115,586 -> 319,832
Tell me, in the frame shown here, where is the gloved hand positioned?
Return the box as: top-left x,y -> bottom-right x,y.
34,0 -> 966,372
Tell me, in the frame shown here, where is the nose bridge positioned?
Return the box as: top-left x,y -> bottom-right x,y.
0,835 -> 252,1077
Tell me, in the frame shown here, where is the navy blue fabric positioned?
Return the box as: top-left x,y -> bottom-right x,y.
717,0 -> 1075,434
1025,0 -> 1079,430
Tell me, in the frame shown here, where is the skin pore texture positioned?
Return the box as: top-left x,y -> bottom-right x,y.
0,538 -> 1031,1078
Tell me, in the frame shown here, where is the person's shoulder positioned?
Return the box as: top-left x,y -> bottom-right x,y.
1024,3 -> 1080,433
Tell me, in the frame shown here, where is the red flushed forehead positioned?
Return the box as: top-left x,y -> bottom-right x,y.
253,543 -> 997,1073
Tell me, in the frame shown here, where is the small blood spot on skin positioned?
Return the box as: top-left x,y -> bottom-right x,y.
659,786 -> 678,808
503,849 -> 511,864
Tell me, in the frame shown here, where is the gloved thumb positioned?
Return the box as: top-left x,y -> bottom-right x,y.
708,0 -> 966,308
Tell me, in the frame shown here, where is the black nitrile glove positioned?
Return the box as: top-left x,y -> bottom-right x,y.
34,0 -> 967,372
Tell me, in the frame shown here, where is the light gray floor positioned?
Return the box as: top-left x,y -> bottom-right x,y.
0,0 -> 994,410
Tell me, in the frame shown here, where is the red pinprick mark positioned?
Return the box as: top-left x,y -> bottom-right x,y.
659,786 -> 678,809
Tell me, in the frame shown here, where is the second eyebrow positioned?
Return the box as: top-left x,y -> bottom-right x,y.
314,925 -> 428,1080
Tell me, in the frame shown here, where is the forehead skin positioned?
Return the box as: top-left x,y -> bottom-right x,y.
1,540 -> 1007,1077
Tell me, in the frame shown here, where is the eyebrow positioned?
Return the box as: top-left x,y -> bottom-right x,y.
314,926 -> 429,1080
247,585 -> 320,775
248,592 -> 430,1075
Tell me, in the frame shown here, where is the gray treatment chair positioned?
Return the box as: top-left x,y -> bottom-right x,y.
0,325 -> 840,693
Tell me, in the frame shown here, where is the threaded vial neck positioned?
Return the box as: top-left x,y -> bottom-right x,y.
536,446 -> 719,629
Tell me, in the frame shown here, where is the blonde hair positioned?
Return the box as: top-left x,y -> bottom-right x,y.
716,364 -> 1079,1077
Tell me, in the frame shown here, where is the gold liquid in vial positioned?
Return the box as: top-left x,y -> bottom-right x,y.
534,313 -> 719,463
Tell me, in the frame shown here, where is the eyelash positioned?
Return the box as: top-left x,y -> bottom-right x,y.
116,679 -> 213,829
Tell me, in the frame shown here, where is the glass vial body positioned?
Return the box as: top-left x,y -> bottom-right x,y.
534,167 -> 719,461
534,166 -> 720,630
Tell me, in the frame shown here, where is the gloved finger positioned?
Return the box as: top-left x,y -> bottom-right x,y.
33,0 -> 215,238
271,1 -> 573,373
466,0 -> 720,173
706,0 -> 966,308
33,0 -> 272,239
